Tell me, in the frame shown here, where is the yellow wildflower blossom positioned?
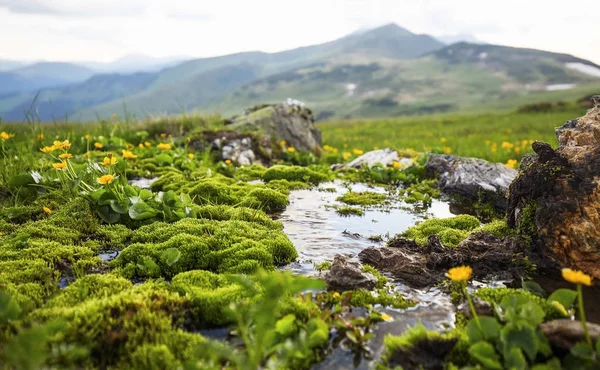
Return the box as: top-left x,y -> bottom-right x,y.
562,268 -> 592,286
122,150 -> 137,159
157,143 -> 172,150
59,153 -> 73,159
42,206 -> 52,214
144,141 -> 151,147
94,142 -> 103,149
188,153 -> 195,159
506,159 -> 518,168
53,161 -> 68,170
85,134 -> 92,140
353,148 -> 364,156
97,174 -> 115,185
102,156 -> 117,166
446,266 -> 472,282
287,147 -> 296,153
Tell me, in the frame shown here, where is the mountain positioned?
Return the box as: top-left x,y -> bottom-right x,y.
0,62 -> 95,95
0,59 -> 29,72
82,54 -> 191,74
435,34 -> 484,45
1,23 -> 599,121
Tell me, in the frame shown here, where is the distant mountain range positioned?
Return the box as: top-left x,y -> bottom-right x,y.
1,23 -> 599,122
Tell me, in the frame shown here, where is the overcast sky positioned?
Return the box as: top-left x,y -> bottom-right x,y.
0,0 -> 598,64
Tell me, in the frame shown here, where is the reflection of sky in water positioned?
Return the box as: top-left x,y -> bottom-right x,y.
274,181 -> 455,264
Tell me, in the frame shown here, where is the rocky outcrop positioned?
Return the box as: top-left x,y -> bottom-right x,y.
226,103 -> 322,153
426,154 -> 517,212
507,99 -> 600,279
324,254 -> 378,291
540,319 -> 600,350
358,233 -> 550,288
332,148 -> 414,170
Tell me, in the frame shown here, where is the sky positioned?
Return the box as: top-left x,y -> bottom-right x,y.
0,0 -> 598,64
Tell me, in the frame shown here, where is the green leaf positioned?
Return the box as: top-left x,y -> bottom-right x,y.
275,314 -> 296,336
136,256 -> 159,276
501,296 -> 545,326
467,316 -> 501,342
161,248 -> 181,267
596,339 -> 600,356
469,341 -> 502,370
8,173 -> 35,187
97,190 -> 117,206
501,323 -> 538,361
547,288 -> 578,309
124,185 -> 138,197
522,279 -> 546,297
89,189 -> 106,202
531,358 -> 562,370
96,206 -> 121,224
570,341 -> 594,359
139,189 -> 153,201
129,202 -> 158,221
346,331 -> 359,344
109,199 -> 129,214
505,347 -> 527,370
155,153 -> 173,165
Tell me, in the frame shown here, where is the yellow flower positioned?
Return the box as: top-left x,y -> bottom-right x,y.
41,146 -> 56,153
42,206 -> 52,214
353,148 -> 364,156
94,142 -> 103,149
188,153 -> 195,159
144,141 -> 151,147
138,143 -> 144,149
562,268 -> 592,286
279,140 -> 286,147
36,133 -> 44,141
112,113 -> 118,120
514,147 -> 521,154
443,146 -> 452,154
485,140 -> 491,145
521,140 -> 529,149
59,153 -> 73,159
52,161 -> 68,170
332,292 -> 340,299
490,143 -> 497,153
97,174 -> 115,185
440,137 -> 447,143
102,156 -> 117,166
53,140 -> 70,150
157,143 -> 172,150
122,150 -> 137,159
83,152 -> 90,159
506,159 -> 518,168
287,147 -> 296,153
160,133 -> 167,138
501,141 -> 515,150
380,313 -> 393,322
0,131 -> 12,140
446,266 -> 472,282
392,161 -> 403,169
126,143 -> 134,150
225,159 -> 232,165
85,134 -> 92,140
551,300 -> 569,316
373,146 -> 379,150
343,152 -> 351,160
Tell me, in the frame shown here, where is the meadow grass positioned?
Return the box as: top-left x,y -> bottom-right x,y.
318,108 -> 588,164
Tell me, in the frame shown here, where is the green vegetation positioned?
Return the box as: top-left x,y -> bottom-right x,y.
399,215 -> 481,247
332,205 -> 364,216
337,191 -> 387,206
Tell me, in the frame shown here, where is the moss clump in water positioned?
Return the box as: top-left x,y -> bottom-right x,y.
314,261 -> 332,271
400,214 -> 481,247
337,191 -> 387,206
362,265 -> 388,289
113,218 -> 297,279
262,165 -> 331,185
333,205 -> 364,216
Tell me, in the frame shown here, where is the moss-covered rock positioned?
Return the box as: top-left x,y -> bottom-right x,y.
337,191 -> 387,206
263,165 -> 331,184
401,215 -> 481,247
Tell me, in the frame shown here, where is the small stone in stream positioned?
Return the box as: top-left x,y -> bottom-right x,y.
331,148 -> 413,170
540,319 -> 600,350
425,154 -> 517,213
324,254 -> 378,291
386,335 -> 458,370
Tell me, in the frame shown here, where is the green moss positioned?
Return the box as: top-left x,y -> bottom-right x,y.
476,219 -> 516,238
346,289 -> 413,309
44,274 -> 133,308
400,215 -> 481,247
518,200 -> 538,239
113,218 -> 297,279
266,179 -> 312,192
314,261 -> 332,271
235,164 -> 267,181
172,270 -> 248,327
94,224 -> 133,251
263,165 -> 331,184
337,191 -> 387,206
362,265 -> 388,289
194,204 -> 281,229
127,344 -> 181,370
333,205 -> 364,216
239,187 -> 289,212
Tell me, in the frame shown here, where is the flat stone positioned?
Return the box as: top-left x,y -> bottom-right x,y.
324,254 -> 378,291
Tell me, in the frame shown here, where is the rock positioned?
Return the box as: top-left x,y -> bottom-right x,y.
324,254 -> 378,291
205,132 -> 269,166
358,233 -> 550,288
507,100 -> 600,279
221,137 -> 256,166
426,154 -> 517,212
540,319 -> 600,350
332,148 -> 414,170
227,103 -> 321,153
385,335 -> 458,370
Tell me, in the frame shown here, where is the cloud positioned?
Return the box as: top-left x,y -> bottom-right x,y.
166,9 -> 212,22
0,0 -> 146,17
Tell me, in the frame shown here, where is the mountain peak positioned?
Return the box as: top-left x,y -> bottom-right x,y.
363,23 -> 413,37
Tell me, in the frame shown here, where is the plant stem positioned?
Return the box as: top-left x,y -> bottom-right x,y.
577,284 -> 592,347
463,284 -> 481,328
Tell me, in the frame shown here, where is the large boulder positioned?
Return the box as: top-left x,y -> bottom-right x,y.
332,148 -> 414,170
226,103 -> 322,153
507,98 -> 600,279
426,154 -> 517,212
324,254 -> 378,291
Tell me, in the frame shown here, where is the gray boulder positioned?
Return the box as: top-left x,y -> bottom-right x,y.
324,254 -> 378,291
426,154 -> 517,212
332,148 -> 414,170
226,103 -> 321,153
540,319 -> 600,350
